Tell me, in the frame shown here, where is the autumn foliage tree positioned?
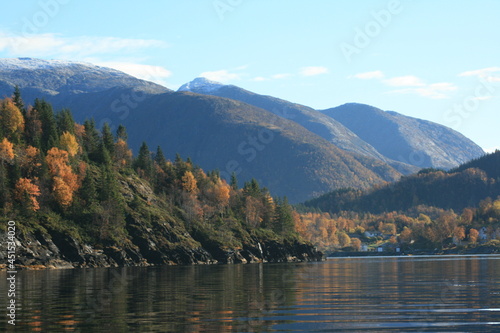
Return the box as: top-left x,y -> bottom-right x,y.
14,177 -> 41,211
468,228 -> 479,243
59,131 -> 79,157
0,138 -> 15,164
0,98 -> 24,142
46,147 -> 80,206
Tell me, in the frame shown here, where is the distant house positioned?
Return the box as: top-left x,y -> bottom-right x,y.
361,244 -> 369,252
377,246 -> 384,252
365,231 -> 382,238
479,227 -> 488,241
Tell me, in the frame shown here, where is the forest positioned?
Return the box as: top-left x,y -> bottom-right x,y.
0,88 -> 303,261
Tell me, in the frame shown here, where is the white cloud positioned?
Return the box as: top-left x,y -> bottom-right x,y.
199,69 -> 241,83
386,82 -> 457,99
459,67 -> 500,78
383,75 -> 426,87
0,31 -> 167,59
252,76 -> 268,82
458,67 -> 500,84
95,61 -> 172,85
300,66 -> 329,76
351,70 -> 385,80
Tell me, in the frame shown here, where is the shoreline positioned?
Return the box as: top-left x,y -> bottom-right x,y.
326,246 -> 500,258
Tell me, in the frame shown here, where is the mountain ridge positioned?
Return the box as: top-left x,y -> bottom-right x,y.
321,103 -> 485,170
0,58 -> 486,202
179,78 -> 484,172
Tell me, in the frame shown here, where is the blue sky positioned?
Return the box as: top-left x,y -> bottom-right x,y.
0,0 -> 499,151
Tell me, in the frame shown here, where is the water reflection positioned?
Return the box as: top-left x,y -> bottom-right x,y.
0,255 -> 499,332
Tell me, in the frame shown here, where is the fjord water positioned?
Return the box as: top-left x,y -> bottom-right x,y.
1,256 -> 499,332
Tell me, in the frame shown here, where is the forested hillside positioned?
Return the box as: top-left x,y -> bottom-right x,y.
299,151 -> 500,254
304,154 -> 499,214
0,91 -> 322,269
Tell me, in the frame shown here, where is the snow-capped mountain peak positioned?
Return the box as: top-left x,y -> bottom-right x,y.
178,77 -> 225,93
0,57 -> 94,71
0,57 -> 170,96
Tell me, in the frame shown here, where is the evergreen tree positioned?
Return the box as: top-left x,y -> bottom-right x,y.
230,172 -> 238,190
83,119 -> 100,161
155,145 -> 166,166
174,153 -> 190,179
273,197 -> 294,235
12,86 -> 25,114
36,99 -> 59,152
98,165 -> 119,202
95,142 -> 112,166
56,109 -> 76,135
79,171 -> 98,205
101,123 -> 115,155
134,142 -> 153,177
116,124 -> 128,142
244,178 -> 261,197
24,107 -> 42,149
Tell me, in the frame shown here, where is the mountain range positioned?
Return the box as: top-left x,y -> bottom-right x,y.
0,58 -> 485,202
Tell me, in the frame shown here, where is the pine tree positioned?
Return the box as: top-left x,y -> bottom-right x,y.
12,86 -> 25,114
36,99 -> 59,152
56,109 -> 76,135
116,125 -> 128,142
273,197 -> 294,235
134,142 -> 153,178
24,106 -> 42,149
101,123 -> 115,155
155,146 -> 167,166
83,119 -> 100,161
98,165 -> 119,202
95,142 -> 112,166
244,178 -> 261,197
79,170 -> 98,205
230,172 -> 238,190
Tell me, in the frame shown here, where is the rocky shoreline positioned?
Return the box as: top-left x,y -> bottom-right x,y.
0,224 -> 324,270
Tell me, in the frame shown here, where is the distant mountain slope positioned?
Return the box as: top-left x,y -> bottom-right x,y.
0,57 -> 168,102
0,58 -> 404,202
322,103 -> 485,170
48,89 -> 402,202
304,151 -> 500,214
179,78 -> 417,174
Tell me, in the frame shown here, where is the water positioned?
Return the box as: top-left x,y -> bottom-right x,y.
1,255 -> 499,332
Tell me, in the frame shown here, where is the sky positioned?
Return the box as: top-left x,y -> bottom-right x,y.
0,0 -> 499,152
